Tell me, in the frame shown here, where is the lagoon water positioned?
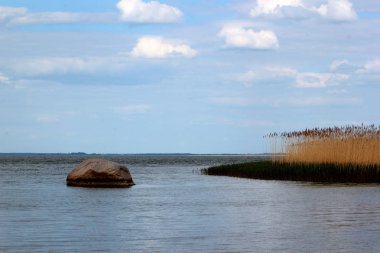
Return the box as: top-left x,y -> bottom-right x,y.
1,154 -> 380,252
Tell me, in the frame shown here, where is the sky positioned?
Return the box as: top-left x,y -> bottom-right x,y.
0,0 -> 379,154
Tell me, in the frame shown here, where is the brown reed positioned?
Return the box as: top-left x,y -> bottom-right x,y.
265,124 -> 380,167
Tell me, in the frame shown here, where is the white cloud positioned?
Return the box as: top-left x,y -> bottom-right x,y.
249,0 -> 357,21
330,59 -> 350,71
238,67 -> 296,87
116,0 -> 182,23
0,72 -> 10,83
250,0 -> 305,18
316,0 -> 357,21
11,57 -> 125,76
358,58 -> 380,73
240,59 -> 380,89
131,36 -> 197,58
219,25 -> 279,49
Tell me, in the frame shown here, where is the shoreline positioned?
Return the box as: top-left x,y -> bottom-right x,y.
202,161 -> 380,183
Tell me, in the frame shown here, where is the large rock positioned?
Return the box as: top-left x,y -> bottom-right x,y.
66,159 -> 134,187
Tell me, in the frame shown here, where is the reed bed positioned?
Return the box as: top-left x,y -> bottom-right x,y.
265,124 -> 380,167
203,124 -> 380,183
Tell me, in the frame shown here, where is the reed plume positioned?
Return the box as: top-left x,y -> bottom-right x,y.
265,124 -> 380,167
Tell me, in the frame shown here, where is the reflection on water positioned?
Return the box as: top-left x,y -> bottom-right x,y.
0,155 -> 380,252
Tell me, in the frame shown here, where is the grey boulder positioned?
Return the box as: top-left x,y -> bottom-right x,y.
66,159 -> 134,187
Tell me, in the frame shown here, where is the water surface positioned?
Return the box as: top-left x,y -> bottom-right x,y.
1,155 -> 379,252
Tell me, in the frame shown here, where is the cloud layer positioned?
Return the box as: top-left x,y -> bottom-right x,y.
295,72 -> 349,88
240,58 -> 380,89
116,0 -> 182,23
0,5 -> 115,25
1,0 -> 184,26
239,66 -> 350,88
10,57 -> 125,76
0,6 -> 27,23
249,0 -> 357,21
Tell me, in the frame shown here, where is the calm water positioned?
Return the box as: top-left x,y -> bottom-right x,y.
1,154 -> 380,252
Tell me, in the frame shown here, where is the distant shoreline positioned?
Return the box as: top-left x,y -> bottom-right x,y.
0,153 -> 278,156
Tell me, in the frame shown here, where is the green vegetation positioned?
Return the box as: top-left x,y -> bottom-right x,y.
202,161 -> 380,183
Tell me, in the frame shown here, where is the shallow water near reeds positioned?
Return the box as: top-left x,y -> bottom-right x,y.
1,154 -> 380,252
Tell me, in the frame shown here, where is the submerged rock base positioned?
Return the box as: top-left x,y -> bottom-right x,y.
66,180 -> 135,188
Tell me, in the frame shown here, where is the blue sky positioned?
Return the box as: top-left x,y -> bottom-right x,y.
0,0 -> 379,153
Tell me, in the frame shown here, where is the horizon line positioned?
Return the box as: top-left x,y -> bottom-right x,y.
0,152 -> 281,156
